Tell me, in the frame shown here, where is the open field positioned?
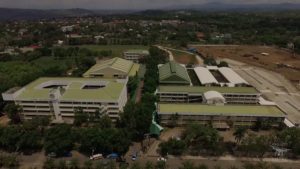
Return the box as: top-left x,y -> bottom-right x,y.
195,45 -> 300,88
78,45 -> 149,58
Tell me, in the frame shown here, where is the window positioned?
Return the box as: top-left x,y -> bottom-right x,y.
94,74 -> 104,77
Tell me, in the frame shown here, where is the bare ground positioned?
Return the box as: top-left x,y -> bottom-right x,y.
197,45 -> 300,89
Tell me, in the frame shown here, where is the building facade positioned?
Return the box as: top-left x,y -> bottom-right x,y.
156,86 -> 260,104
157,103 -> 285,128
123,49 -> 149,63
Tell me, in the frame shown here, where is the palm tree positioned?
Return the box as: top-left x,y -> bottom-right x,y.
233,127 -> 247,144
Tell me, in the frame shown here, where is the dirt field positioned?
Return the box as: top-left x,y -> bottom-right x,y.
169,49 -> 198,64
197,45 -> 300,88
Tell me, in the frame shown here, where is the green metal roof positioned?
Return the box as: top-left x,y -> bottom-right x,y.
128,63 -> 140,77
158,86 -> 258,94
83,57 -> 138,77
158,104 -> 285,117
16,77 -> 126,101
150,112 -> 163,135
159,61 -> 191,84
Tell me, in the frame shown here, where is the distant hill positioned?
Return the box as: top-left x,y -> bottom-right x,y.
0,3 -> 300,21
0,8 -> 135,21
165,2 -> 300,11
0,8 -> 96,21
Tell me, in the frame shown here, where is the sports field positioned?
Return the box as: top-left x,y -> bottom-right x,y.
79,45 -> 149,58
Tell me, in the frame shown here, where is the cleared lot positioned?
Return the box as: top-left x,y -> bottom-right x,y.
195,45 -> 300,89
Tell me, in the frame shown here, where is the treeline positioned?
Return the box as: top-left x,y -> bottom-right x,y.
0,116 -> 131,158
118,46 -> 168,140
142,46 -> 168,93
159,124 -> 300,158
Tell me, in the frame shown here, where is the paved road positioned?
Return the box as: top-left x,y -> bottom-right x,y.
126,154 -> 300,169
190,44 -> 240,47
155,45 -> 174,61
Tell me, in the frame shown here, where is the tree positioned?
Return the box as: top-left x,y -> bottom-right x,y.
182,124 -> 222,155
97,115 -> 112,129
239,134 -> 270,157
119,100 -> 153,140
179,161 -> 195,169
0,125 -> 42,153
218,61 -> 229,67
0,154 -> 19,168
83,160 -> 93,169
159,138 -> 186,156
233,127 -> 247,144
57,160 -> 67,169
156,161 -> 167,169
130,163 -> 142,169
43,158 -> 56,169
144,161 -> 154,169
78,128 -> 131,156
73,107 -> 88,126
3,103 -> 22,124
69,158 -> 79,169
44,124 -> 74,157
276,128 -> 300,155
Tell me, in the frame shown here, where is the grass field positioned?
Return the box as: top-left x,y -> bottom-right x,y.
79,45 -> 149,58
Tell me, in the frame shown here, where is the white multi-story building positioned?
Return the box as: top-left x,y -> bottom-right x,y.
2,77 -> 128,123
123,49 -> 149,63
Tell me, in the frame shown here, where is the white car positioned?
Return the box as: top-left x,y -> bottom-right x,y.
90,154 -> 103,160
157,157 -> 167,162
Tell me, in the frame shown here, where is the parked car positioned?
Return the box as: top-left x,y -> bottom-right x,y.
131,151 -> 138,161
47,152 -> 56,158
157,157 -> 167,162
90,154 -> 103,160
107,153 -> 118,159
64,152 -> 72,157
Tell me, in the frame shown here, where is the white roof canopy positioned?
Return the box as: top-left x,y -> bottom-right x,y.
218,67 -> 248,85
194,67 -> 218,85
203,91 -> 225,101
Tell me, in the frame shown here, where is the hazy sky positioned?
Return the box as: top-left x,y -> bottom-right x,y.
0,0 -> 299,9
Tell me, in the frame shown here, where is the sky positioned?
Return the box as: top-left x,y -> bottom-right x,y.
0,0 -> 299,9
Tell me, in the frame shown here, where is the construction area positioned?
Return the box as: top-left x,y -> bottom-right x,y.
194,45 -> 300,89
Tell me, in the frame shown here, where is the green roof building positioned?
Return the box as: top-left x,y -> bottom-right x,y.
2,77 -> 128,123
83,57 -> 139,78
157,103 -> 285,128
159,61 -> 191,85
